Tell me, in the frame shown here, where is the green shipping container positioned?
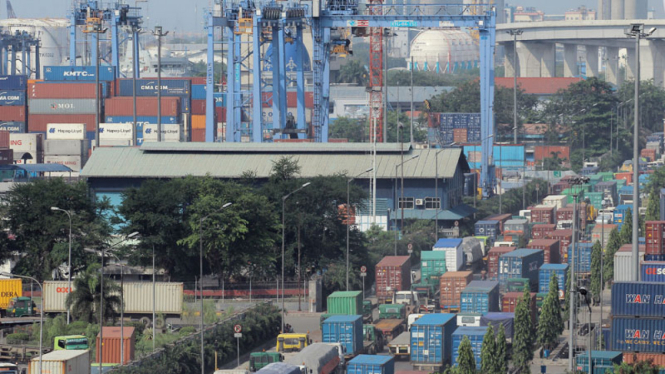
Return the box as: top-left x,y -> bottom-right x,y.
598,172 -> 614,182
614,179 -> 626,188
327,291 -> 362,315
588,175 -> 602,186
566,192 -> 585,204
378,303 -> 406,320
506,278 -> 530,292
586,192 -> 604,210
421,250 -> 447,280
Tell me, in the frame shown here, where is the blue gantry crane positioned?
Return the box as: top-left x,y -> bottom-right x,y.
69,1 -> 143,78
0,30 -> 40,77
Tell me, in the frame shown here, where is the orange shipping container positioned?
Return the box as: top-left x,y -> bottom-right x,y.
502,292 -> 537,325
641,148 -> 657,161
622,352 -> 665,367
453,129 -> 468,143
439,271 -> 473,309
615,172 -> 633,184
534,145 -> 570,163
375,256 -> 412,301
192,115 -> 206,130
96,326 -> 136,364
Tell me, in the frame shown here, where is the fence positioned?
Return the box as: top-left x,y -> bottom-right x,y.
184,281 -> 309,299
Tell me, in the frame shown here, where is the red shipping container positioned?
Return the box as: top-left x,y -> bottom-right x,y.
550,229 -> 573,259
615,172 -> 633,184
531,224 -> 556,239
556,204 -> 587,229
328,138 -> 349,143
642,148 -> 657,161
191,128 -> 205,142
29,82 -> 107,99
0,149 -> 12,165
531,206 -> 556,224
215,107 -> 227,121
534,145 -> 570,163
645,221 -> 665,255
192,99 -> 206,115
502,292 -> 537,325
104,97 -> 180,117
0,130 -> 9,148
552,181 -> 571,195
28,114 -> 98,132
453,128 -> 468,143
375,256 -> 412,302
622,353 -> 665,366
0,106 -> 26,121
439,271 -> 473,309
484,213 -> 513,234
487,246 -> 516,280
527,239 -> 561,264
96,326 -> 136,364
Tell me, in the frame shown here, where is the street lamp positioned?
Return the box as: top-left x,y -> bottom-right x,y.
394,154 -> 420,255
1,273 -> 42,374
507,29 -> 523,144
199,202 -> 232,374
578,287 -> 593,374
153,26 -> 169,141
51,207 -> 73,325
282,182 -> 310,332
347,168 -> 373,291
625,23 -> 656,281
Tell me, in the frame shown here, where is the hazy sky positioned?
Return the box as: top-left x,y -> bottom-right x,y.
8,0 -> 665,32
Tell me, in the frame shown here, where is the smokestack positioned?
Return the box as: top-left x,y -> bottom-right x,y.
624,0 -> 636,18
598,0 -> 611,19
612,0 -> 625,19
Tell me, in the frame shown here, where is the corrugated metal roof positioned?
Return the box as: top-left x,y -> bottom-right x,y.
81,145 -> 466,180
140,142 -> 410,153
376,256 -> 410,267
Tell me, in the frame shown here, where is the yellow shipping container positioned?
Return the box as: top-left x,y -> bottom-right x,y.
192,115 -> 206,130
0,279 -> 22,310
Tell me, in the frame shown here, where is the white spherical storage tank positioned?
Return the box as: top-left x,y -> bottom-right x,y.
0,18 -> 70,78
409,29 -> 479,74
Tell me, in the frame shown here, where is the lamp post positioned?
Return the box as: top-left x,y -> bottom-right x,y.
199,202 -> 232,374
347,169 -> 373,290
282,182 -> 311,331
153,26 -> 169,141
51,207 -> 72,325
507,29 -> 523,144
578,287 -> 593,374
82,17 -> 107,148
599,209 -> 606,348
394,154 -> 420,255
625,23 -> 656,281
2,273 -> 42,374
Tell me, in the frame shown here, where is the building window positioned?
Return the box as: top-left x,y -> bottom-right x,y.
425,197 -> 441,209
398,197 -> 414,209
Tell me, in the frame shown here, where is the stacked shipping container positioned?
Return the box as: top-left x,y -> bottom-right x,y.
44,124 -> 88,175
439,271 -> 473,311
0,75 -> 27,130
375,256 -> 411,303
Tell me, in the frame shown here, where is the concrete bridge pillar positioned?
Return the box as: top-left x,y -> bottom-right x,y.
504,42 -> 519,77
585,45 -> 600,77
517,41 -> 555,78
563,44 -> 578,77
626,46 -> 636,81
605,47 -> 622,86
611,0 -> 624,19
640,40 -> 665,87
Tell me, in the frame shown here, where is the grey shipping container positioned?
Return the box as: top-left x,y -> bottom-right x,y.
498,249 -> 544,290
44,139 -> 88,156
29,99 -> 98,115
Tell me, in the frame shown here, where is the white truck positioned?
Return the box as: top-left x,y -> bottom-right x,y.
388,331 -> 410,359
394,290 -> 420,314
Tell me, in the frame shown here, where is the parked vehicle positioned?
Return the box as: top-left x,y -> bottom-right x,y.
0,363 -> 19,374
378,304 -> 405,321
255,363 -> 302,374
285,343 -> 341,374
6,296 -> 38,317
250,352 -> 283,372
54,335 -> 89,350
387,331 -> 410,359
373,319 -> 404,342
362,325 -> 384,354
0,279 -> 25,317
277,333 -> 311,352
393,290 -> 419,314
346,355 -> 394,374
29,350 -> 90,374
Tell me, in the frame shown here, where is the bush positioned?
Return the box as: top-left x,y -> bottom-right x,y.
7,333 -> 30,344
179,326 -> 196,336
67,321 -> 89,335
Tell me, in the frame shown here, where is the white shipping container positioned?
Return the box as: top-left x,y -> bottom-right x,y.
44,140 -> 88,156
43,281 -> 183,314
14,151 -> 43,164
45,155 -> 84,172
614,251 -> 645,282
542,195 -> 567,209
9,133 -> 42,152
142,124 -> 181,142
432,245 -> 464,271
29,349 -> 90,374
456,314 -> 482,327
100,123 -> 134,140
47,123 -> 86,140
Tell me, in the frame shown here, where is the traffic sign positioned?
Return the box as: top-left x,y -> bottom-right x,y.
234,333 -> 242,338
407,243 -> 413,250
360,265 -> 367,273
360,272 -> 367,277
234,324 -> 242,333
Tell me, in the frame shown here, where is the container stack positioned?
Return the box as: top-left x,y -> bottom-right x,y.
439,271 -> 473,312
526,239 -> 560,264
645,221 -> 665,261
410,313 -> 457,369
44,123 -> 89,176
614,244 -> 645,282
0,131 -> 12,165
0,75 -> 27,132
432,239 -> 464,271
191,83 -> 207,142
497,249 -> 544,291
375,256 -> 412,304
9,133 -> 43,164
460,280 -> 500,313
538,263 -> 567,298
104,96 -> 181,145
452,326 -> 487,368
98,123 -> 135,146
436,113 -> 481,144
487,246 -> 516,280
567,242 -> 593,274
501,292 -> 536,324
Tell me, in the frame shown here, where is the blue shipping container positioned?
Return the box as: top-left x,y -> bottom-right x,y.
0,75 -> 27,90
104,116 -> 179,125
118,79 -> 191,97
498,249 -> 544,288
641,262 -> 665,283
614,205 -> 632,230
611,317 -> 665,353
539,264 -> 568,295
0,91 -> 25,106
347,355 -> 395,374
568,242 -> 593,273
410,313 -> 457,367
43,66 -> 116,81
460,281 -> 500,313
612,282 -> 665,317
192,84 -> 207,100
646,254 -> 665,262
575,351 -> 623,374
0,122 -> 26,133
214,92 -> 226,107
256,363 -> 303,374
322,315 -> 363,356
452,326 -> 488,368
475,220 -> 500,239
433,238 -> 463,249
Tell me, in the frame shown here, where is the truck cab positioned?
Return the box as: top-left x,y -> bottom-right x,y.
276,333 -> 311,352
6,297 -> 37,317
394,291 -> 419,313
54,335 -> 89,350
362,325 -> 384,354
249,352 -> 283,372
0,363 -> 19,374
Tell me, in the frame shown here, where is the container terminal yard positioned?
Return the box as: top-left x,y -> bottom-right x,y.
0,0 -> 664,373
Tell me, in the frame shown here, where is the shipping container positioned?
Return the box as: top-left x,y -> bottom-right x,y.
538,264 -> 568,298
104,97 -> 181,117
28,82 -> 108,99
104,116 -> 179,125
646,221 -> 665,256
0,75 -> 27,90
479,313 -> 514,340
611,317 -> 665,353
483,213 -> 513,233
542,195 -> 567,209
14,151 -> 44,164
661,189 -> 665,222
452,326 -> 487,368
501,292 -> 536,325
256,363 -> 302,374
99,123 -> 134,140
192,85 -> 206,100
641,262 -> 665,283
534,145 -> 569,163
531,224 -> 556,239
614,172 -> 633,184
527,239 -> 561,264
118,79 -> 191,96
421,251 -> 447,280
432,239 -> 464,271
556,205 -> 586,230
191,128 -> 205,142
0,106 -> 26,121
0,122 -> 26,133
141,124 -> 181,142
460,281 -> 500,313
375,256 -> 411,302
456,313 -> 482,327
474,220 -> 500,239
592,225 -> 616,245
46,123 -> 86,140
29,349 -> 90,374
0,279 -> 22,311
327,291 -> 362,315
531,205 -> 556,224
192,115 -> 206,130
611,282 -> 665,318
44,155 -> 84,172
29,99 -> 99,115
286,343 -> 341,374
347,355 -> 394,374
95,327 -> 135,364
575,351 -> 623,374
487,247 -> 516,280
498,249 -> 544,289
505,278 -> 530,293
503,219 -> 529,237
410,313 -> 457,368
568,242 -> 593,273
0,90 -> 25,106
0,130 -> 8,148
439,271 -> 473,310
621,352 -> 665,367
614,244 -> 646,282
28,114 -> 97,133
378,304 -> 406,320
322,315 -> 363,356
550,230 -> 574,258
10,133 -> 42,152
44,65 -> 115,81
44,140 -> 88,156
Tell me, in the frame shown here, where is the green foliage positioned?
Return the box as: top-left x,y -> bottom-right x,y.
495,324 -> 508,374
191,61 -> 226,84
616,79 -> 665,135
537,273 -> 564,350
563,267 -> 571,322
456,335 -> 476,374
645,191 -> 660,222
513,287 -> 534,374
590,241 -> 603,303
329,116 -> 367,142
480,324 -> 497,374
613,356 -> 661,374
620,208 -> 633,245
65,264 -> 121,324
603,228 -> 622,286
6,333 -> 30,344
468,179 -> 547,219
386,69 -> 479,87
337,59 -> 368,85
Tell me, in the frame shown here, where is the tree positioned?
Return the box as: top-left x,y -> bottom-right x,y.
537,273 -> 564,350
563,267 -> 572,321
480,324 -> 497,374
590,241 -> 603,304
329,116 -> 367,142
456,335 -> 476,374
513,287 -> 534,374
603,228 -> 622,286
495,324 -> 508,374
620,208 -> 633,245
614,356 -> 661,374
337,59 -> 368,85
65,264 -> 121,324
616,79 -> 665,134
645,191 -> 660,222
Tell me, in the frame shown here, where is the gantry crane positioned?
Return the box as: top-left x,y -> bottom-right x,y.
0,30 -> 40,77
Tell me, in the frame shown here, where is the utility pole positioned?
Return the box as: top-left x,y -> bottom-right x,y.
153,26 -> 169,142
507,29 -> 522,144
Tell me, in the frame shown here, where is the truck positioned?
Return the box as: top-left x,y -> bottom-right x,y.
387,331 -> 410,359
362,325 -> 384,355
378,304 -> 405,320
0,279 -> 26,317
411,282 -> 439,313
285,343 -> 340,374
277,333 -> 311,352
0,363 -> 19,374
54,335 -> 89,350
250,352 -> 283,372
393,290 -> 419,314
29,349 -> 90,374
255,363 -> 302,374
6,296 -> 38,317
373,319 -> 404,342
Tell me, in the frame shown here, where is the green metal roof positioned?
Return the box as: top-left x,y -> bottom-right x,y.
81,143 -> 467,180
393,204 -> 476,221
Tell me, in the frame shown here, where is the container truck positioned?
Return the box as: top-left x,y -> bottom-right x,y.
277,333 -> 311,352
322,315 -> 364,360
378,304 -> 405,320
373,319 -> 404,342
0,363 -> 19,374
346,355 -> 394,374
362,325 -> 384,354
387,331 -> 410,359
255,363 -> 303,374
375,256 -> 412,304
410,313 -> 457,371
285,343 -> 340,374
29,349 -> 90,374
250,352 -> 284,372
0,279 -> 26,317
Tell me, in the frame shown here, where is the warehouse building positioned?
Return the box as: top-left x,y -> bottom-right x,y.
81,143 -> 473,234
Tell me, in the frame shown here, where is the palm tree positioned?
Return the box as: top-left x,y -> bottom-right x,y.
66,263 -> 121,324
